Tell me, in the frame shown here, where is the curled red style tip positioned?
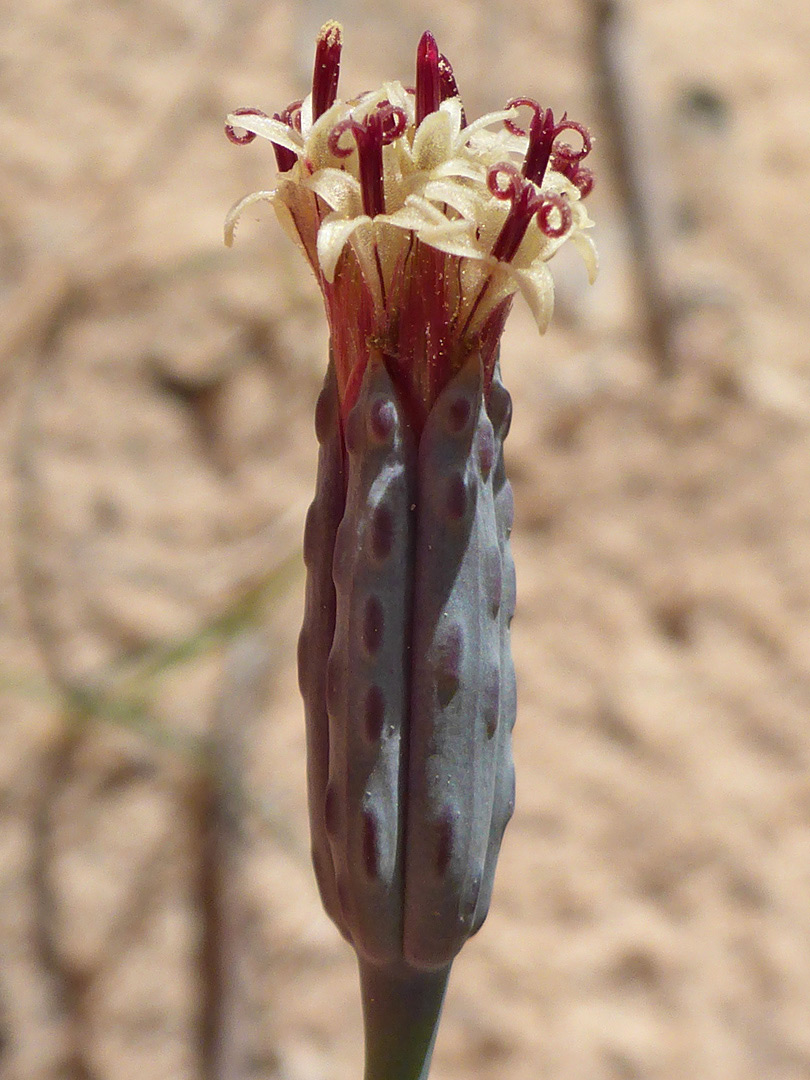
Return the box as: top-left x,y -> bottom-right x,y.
487,162 -> 523,201
556,158 -> 594,198
277,100 -> 304,133
536,193 -> 572,238
377,101 -> 408,142
550,114 -> 592,163
312,21 -> 343,121
225,106 -> 300,172
503,97 -> 542,137
225,107 -> 267,145
270,100 -> 304,171
574,166 -> 594,197
328,117 -> 357,158
504,100 -> 593,189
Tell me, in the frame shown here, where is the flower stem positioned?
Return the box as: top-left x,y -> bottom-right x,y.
358,958 -> 452,1080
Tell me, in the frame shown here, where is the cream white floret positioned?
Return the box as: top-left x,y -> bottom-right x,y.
225,76 -> 596,336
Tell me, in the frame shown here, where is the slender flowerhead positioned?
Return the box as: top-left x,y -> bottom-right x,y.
225,28 -> 597,1080
225,22 -> 596,433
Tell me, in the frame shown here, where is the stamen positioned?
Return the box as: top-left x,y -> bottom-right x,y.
490,181 -> 542,263
272,143 -> 297,172
504,99 -> 556,186
327,103 -> 407,216
505,101 -> 593,188
354,110 -> 386,218
437,51 -> 466,126
522,106 -> 556,186
488,164 -> 572,261
272,143 -> 297,173
272,100 -> 304,171
416,30 -> 441,126
312,20 -> 343,121
225,107 -> 266,145
504,98 -> 556,186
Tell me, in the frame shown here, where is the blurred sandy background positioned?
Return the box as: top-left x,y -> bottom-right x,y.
2,1 -> 810,1078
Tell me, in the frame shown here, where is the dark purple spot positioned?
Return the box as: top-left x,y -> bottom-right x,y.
324,784 -> 339,838
364,685 -> 385,741
362,809 -> 380,879
368,397 -> 396,443
362,596 -> 384,656
485,708 -> 499,741
446,472 -> 467,521
435,623 -> 463,706
314,382 -> 334,444
477,424 -> 495,480
447,394 -> 471,433
370,503 -> 394,561
485,546 -> 502,616
435,806 -> 457,877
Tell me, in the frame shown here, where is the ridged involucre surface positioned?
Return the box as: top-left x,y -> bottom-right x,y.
298,354 -> 516,970
404,356 -> 516,969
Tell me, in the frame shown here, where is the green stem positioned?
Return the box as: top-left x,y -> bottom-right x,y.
358,958 -> 452,1080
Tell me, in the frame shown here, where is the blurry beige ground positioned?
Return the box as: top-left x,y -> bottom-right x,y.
2,1 -> 810,1078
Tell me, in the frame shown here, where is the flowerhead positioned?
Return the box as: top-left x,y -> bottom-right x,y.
225,21 -> 597,432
